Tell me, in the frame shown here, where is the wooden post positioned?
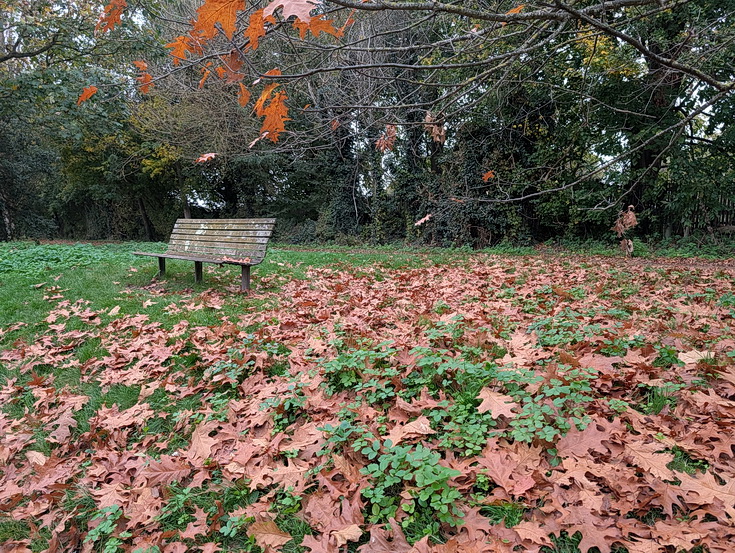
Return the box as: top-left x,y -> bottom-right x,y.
194,261 -> 203,283
158,257 -> 166,276
241,265 -> 251,292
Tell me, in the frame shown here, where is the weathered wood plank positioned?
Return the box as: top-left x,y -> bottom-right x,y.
168,235 -> 270,245
168,244 -> 266,256
176,218 -> 276,224
174,221 -> 275,230
173,228 -> 274,236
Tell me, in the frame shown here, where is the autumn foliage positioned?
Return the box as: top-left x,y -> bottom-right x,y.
89,0 -> 348,143
1,250 -> 735,552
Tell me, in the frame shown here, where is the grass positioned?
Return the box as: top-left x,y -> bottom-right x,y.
0,240 -> 733,553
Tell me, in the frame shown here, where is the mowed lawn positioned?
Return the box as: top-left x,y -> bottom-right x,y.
0,241 -> 734,553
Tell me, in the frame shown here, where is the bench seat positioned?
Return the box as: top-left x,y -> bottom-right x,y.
134,218 -> 276,291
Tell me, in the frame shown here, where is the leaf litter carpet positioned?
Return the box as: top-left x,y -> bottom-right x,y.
1,255 -> 734,552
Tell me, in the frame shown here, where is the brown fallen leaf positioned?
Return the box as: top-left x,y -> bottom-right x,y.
476,388 -> 518,418
248,521 -> 292,551
332,524 -> 362,546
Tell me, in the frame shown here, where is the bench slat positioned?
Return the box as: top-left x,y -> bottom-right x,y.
176,218 -> 276,223
171,231 -> 271,240
168,237 -> 269,248
174,220 -> 275,230
168,240 -> 267,252
173,224 -> 276,231
168,248 -> 266,260
136,251 -> 263,264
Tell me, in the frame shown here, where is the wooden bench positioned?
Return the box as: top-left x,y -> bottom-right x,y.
134,218 -> 276,291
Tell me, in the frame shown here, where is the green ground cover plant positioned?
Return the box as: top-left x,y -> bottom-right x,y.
0,241 -> 734,553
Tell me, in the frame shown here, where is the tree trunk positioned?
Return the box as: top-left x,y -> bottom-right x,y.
626,18 -> 687,231
137,197 -> 155,240
175,161 -> 191,218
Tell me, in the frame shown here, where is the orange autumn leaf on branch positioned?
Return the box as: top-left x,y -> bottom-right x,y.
96,0 -> 127,32
217,51 -> 245,83
133,60 -> 153,93
244,9 -> 269,50
238,83 -> 251,107
292,15 -> 343,39
77,85 -> 98,105
254,74 -> 290,142
259,90 -> 290,141
507,4 -> 526,15
501,4 -> 525,26
482,170 -> 496,181
198,62 -> 214,89
193,0 -> 245,40
166,34 -> 204,65
137,73 -> 153,93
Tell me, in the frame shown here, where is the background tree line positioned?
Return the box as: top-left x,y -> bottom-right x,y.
1,0 -> 734,247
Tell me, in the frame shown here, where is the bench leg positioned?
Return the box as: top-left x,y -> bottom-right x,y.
158,257 -> 166,276
241,265 -> 251,292
194,261 -> 203,284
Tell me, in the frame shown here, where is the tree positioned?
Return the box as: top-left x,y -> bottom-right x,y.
86,1 -> 734,234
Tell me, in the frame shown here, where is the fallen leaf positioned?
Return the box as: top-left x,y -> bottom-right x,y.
248,521 -> 292,551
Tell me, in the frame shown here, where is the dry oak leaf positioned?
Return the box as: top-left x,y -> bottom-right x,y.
651,520 -> 711,551
555,419 -> 616,458
96,0 -> 127,32
193,0 -> 244,40
89,482 -> 129,509
0,541 -> 32,553
331,454 -> 363,485
506,4 -> 525,15
513,520 -> 554,551
166,34 -> 203,64
264,0 -> 316,22
677,471 -> 735,518
186,421 -> 220,463
26,450 -> 48,466
623,439 -> 677,480
300,533 -> 334,553
254,82 -> 290,142
476,388 -> 518,419
247,521 -> 293,551
678,349 -> 715,364
141,455 -> 192,486
47,409 -> 78,443
292,15 -> 343,39
375,124 -> 397,152
357,520 -> 429,553
332,524 -> 362,547
455,506 -> 496,543
301,490 -> 339,532
77,85 -> 98,105
386,415 -> 435,445
244,9 -> 269,50
565,518 -> 623,553
263,458 -> 311,493
238,83 -> 251,107
180,506 -> 210,540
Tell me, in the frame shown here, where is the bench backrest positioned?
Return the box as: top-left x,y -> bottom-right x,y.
167,218 -> 276,264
